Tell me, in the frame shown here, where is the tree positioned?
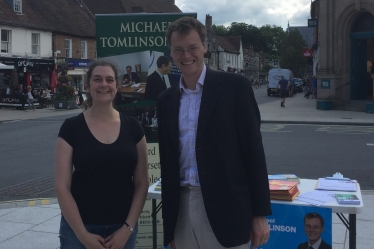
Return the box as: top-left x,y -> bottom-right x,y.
212,25 -> 228,36
279,30 -> 308,75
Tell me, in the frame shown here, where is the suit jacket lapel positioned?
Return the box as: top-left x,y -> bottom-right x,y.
167,84 -> 180,149
197,68 -> 222,140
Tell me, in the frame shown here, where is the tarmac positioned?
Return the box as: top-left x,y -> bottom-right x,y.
0,91 -> 374,249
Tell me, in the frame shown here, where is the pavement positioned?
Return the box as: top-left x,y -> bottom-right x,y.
1,92 -> 374,249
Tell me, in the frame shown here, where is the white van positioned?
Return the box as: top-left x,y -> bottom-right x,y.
267,68 -> 293,96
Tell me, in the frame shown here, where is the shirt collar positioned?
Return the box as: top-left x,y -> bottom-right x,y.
179,64 -> 206,93
309,237 -> 322,249
156,69 -> 164,77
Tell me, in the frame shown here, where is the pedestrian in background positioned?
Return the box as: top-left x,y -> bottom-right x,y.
277,76 -> 290,107
312,75 -> 317,99
26,86 -> 35,111
55,60 -> 148,249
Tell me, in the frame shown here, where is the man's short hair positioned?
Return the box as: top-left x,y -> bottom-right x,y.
156,56 -> 171,68
166,16 -> 207,47
126,65 -> 132,70
304,212 -> 324,228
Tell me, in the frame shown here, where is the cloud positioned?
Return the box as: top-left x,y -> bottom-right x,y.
175,0 -> 312,30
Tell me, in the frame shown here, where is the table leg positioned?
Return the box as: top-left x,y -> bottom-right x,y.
152,199 -> 157,249
349,214 -> 356,249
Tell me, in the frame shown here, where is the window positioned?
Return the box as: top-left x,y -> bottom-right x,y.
14,0 -> 22,13
31,33 -> 39,55
1,30 -> 10,53
65,39 -> 72,58
81,41 -> 87,59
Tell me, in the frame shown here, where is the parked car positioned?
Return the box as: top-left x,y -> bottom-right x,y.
293,78 -> 303,93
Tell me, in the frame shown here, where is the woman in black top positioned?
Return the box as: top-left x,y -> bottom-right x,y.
55,60 -> 148,249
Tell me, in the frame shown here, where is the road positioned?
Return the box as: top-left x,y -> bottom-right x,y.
0,87 -> 372,202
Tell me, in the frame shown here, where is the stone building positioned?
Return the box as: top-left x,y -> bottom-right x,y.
311,0 -> 374,109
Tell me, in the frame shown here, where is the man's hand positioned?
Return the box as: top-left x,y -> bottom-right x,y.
168,240 -> 176,249
250,216 -> 270,249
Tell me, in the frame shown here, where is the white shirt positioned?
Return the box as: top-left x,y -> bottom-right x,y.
178,65 -> 207,186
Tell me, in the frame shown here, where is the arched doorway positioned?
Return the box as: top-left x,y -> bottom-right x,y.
350,12 -> 374,100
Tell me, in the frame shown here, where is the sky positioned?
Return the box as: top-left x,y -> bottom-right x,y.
175,0 -> 312,31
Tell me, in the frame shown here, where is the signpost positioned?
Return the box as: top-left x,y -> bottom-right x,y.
308,18 -> 318,28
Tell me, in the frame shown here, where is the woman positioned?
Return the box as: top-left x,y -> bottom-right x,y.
55,60 -> 149,249
26,86 -> 35,111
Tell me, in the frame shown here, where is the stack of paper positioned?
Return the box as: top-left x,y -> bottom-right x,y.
315,178 -> 357,192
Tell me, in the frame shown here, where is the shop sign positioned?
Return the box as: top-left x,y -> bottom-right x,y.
308,18 -> 318,27
302,48 -> 313,58
66,59 -> 92,69
321,79 -> 330,89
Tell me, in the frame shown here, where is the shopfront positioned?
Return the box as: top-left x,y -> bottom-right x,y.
66,59 -> 92,92
0,57 -> 55,89
0,57 -> 54,108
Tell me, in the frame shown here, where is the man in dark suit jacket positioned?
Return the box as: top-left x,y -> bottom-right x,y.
157,17 -> 271,249
144,56 -> 172,101
122,65 -> 141,84
297,213 -> 332,249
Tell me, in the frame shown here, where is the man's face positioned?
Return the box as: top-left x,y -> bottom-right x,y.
304,218 -> 324,244
170,29 -> 207,81
162,62 -> 172,75
126,67 -> 131,74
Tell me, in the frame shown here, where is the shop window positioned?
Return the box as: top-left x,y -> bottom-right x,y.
65,39 -> 72,58
14,0 -> 22,13
1,30 -> 10,53
31,33 -> 39,55
81,41 -> 87,59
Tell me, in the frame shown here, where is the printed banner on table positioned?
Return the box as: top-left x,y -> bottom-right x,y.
136,142 -> 163,249
251,203 -> 332,249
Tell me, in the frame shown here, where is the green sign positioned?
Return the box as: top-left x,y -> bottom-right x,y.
96,13 -> 197,57
308,18 -> 318,27
321,79 -> 330,89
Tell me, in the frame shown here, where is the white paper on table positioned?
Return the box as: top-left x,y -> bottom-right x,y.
316,178 -> 357,192
295,190 -> 336,206
131,83 -> 141,87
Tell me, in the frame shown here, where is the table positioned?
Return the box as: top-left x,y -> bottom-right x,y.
118,83 -> 146,99
147,179 -> 363,249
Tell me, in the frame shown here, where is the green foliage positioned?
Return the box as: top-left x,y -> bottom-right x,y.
55,84 -> 76,101
279,30 -> 308,75
212,25 -> 228,36
213,22 -> 286,58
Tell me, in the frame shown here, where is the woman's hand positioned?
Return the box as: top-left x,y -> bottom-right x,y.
79,231 -> 106,249
104,226 -> 131,249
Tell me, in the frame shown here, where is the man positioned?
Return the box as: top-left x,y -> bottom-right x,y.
157,17 -> 271,249
122,65 -> 141,84
297,213 -> 332,249
277,75 -> 290,107
312,75 -> 317,99
144,56 -> 172,101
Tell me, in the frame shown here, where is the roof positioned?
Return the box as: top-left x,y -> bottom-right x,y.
0,0 -> 96,38
215,36 -> 241,54
83,0 -> 182,14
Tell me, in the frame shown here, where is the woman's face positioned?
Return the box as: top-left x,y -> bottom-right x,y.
87,66 -> 117,104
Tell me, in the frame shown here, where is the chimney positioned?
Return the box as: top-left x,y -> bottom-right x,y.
205,14 -> 212,28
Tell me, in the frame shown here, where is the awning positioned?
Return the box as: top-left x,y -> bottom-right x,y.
68,69 -> 86,75
0,63 -> 14,70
